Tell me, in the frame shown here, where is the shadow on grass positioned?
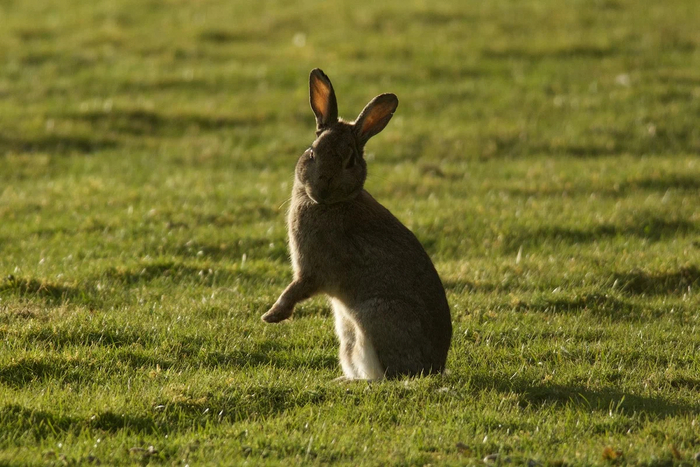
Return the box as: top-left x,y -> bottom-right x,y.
0,305 -> 41,323
0,264 -> 261,300
0,275 -> 99,308
160,336 -> 336,373
503,215 -> 695,252
658,74 -> 700,87
613,266 -> 700,295
473,125 -> 699,159
167,238 -> 288,262
198,28 -> 255,43
14,26 -> 56,41
0,337 -> 335,389
0,346 -> 336,439
0,352 -> 168,389
63,108 -> 268,137
505,173 -> 700,199
443,279 -> 497,294
23,326 -> 159,350
99,260 -> 286,290
0,265 -> 232,308
162,385 -> 330,425
100,262 -> 214,286
0,404 -> 160,439
669,376 -> 700,391
513,293 -> 641,321
632,174 -> 700,192
0,260 -> 284,311
206,205 -> 279,225
115,75 -> 219,92
162,207 -> 278,229
0,133 -> 119,155
0,359 -> 86,388
410,9 -> 477,26
0,382 -> 328,440
483,44 -> 615,60
471,373 -> 699,420
6,368 -> 696,442
518,382 -> 698,420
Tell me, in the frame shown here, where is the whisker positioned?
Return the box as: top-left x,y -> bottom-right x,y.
278,197 -> 292,210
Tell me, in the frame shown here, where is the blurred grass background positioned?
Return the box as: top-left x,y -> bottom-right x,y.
1,0 -> 699,465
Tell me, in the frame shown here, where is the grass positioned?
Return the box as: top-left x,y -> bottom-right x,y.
1,0 -> 699,464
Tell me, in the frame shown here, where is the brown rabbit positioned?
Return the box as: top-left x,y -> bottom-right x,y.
262,69 -> 452,379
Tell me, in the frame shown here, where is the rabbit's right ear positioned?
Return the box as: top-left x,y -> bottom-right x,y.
309,68 -> 338,132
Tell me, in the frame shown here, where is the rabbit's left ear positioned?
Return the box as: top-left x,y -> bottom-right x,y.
354,94 -> 398,145
309,68 -> 338,132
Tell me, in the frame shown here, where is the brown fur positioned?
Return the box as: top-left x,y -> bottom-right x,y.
262,69 -> 452,379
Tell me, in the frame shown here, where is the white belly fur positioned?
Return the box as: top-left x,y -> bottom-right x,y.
331,298 -> 384,380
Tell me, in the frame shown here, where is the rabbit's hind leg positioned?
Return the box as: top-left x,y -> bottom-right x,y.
356,299 -> 434,378
331,299 -> 384,380
332,299 -> 359,378
351,328 -> 384,380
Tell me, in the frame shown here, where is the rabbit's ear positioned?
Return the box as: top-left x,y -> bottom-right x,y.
354,94 -> 398,145
309,68 -> 338,131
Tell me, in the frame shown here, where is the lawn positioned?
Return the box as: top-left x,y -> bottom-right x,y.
1,0 -> 699,464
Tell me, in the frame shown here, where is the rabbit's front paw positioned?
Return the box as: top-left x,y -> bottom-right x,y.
261,302 -> 293,323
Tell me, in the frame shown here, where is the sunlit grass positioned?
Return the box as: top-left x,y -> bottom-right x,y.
1,0 -> 699,464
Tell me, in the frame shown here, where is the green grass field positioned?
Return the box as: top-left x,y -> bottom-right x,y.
1,0 -> 700,464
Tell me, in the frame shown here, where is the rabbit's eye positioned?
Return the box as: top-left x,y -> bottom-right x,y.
306,149 -> 314,161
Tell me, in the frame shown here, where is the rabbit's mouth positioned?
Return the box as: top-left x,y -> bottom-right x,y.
305,191 -> 323,204
304,187 -> 326,204
305,182 -> 333,204
305,187 -> 362,205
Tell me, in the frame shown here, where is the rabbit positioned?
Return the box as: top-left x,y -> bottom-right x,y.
261,68 -> 452,380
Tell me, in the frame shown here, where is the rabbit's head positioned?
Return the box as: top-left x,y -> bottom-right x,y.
295,69 -> 398,204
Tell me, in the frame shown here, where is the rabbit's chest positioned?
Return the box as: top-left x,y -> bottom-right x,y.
287,204 -> 344,273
